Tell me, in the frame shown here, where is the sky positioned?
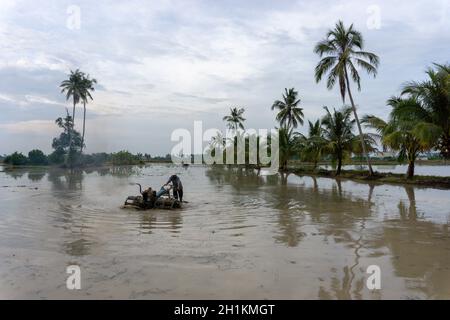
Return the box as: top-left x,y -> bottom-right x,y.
0,0 -> 449,155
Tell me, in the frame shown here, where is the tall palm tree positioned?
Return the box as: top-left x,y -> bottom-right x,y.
314,20 -> 380,176
60,69 -> 85,154
271,88 -> 304,129
223,107 -> 246,131
401,63 -> 450,159
60,69 -> 85,122
321,106 -> 356,175
363,97 -> 441,178
80,74 -> 97,153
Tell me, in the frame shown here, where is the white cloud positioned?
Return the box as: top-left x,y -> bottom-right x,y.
0,0 -> 449,154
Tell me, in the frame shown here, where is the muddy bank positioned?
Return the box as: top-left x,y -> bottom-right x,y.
288,167 -> 450,189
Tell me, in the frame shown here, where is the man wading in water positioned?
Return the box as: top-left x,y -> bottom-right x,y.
165,175 -> 183,202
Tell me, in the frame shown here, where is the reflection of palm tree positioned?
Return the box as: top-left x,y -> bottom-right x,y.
398,185 -> 418,221
380,186 -> 450,298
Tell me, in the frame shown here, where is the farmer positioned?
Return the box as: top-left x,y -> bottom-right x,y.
165,174 -> 183,202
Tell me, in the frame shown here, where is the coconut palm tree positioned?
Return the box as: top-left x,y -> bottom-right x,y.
314,20 -> 380,176
60,69 -> 85,123
79,74 -> 97,153
223,107 -> 246,131
277,126 -> 302,171
300,120 -> 326,170
271,88 -> 304,129
60,69 -> 85,155
401,63 -> 450,159
363,97 -> 441,178
321,106 -> 356,175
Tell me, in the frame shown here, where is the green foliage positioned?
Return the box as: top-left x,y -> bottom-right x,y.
363,97 -> 442,178
314,20 -> 379,100
3,152 -> 29,166
223,107 -> 246,131
51,111 -> 83,167
401,63 -> 450,158
321,106 -> 357,175
110,150 -> 142,165
28,149 -> 48,165
48,148 -> 66,165
299,120 -> 327,170
79,153 -> 109,166
277,127 -> 303,170
271,88 -> 304,129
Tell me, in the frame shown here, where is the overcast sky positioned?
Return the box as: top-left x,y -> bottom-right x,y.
0,0 -> 449,155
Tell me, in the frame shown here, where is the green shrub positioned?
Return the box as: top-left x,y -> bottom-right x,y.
110,150 -> 140,165
3,152 -> 29,165
28,149 -> 48,165
48,148 -> 66,165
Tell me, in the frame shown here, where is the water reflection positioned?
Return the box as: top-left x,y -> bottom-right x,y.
2,167 -> 25,180
27,171 -> 46,182
139,210 -> 183,234
1,164 -> 449,299
382,186 -> 450,298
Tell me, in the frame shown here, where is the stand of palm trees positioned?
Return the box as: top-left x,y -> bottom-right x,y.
60,69 -> 97,164
209,21 -> 448,180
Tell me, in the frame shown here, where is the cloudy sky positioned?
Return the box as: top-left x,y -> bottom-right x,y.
0,0 -> 449,155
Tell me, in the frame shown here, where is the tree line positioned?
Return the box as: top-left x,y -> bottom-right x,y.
216,21 -> 449,179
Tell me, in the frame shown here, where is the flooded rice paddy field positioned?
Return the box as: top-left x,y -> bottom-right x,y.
0,164 -> 449,299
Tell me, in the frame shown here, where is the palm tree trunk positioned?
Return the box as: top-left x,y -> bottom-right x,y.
336,156 -> 342,175
406,160 -> 415,179
72,100 -> 76,122
440,134 -> 450,159
66,99 -> 76,166
81,101 -> 86,153
344,69 -> 374,176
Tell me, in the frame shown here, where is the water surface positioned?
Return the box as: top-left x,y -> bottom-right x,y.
320,164 -> 450,176
1,164 -> 449,299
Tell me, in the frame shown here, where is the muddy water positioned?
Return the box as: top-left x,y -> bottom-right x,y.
0,164 -> 449,299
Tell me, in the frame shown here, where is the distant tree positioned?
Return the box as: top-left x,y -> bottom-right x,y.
60,69 -> 84,153
3,152 -> 28,166
79,74 -> 97,153
52,110 -> 83,167
299,120 -> 326,170
271,88 -> 304,129
223,107 -> 246,131
277,127 -> 302,170
28,149 -> 48,165
110,151 -> 141,165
